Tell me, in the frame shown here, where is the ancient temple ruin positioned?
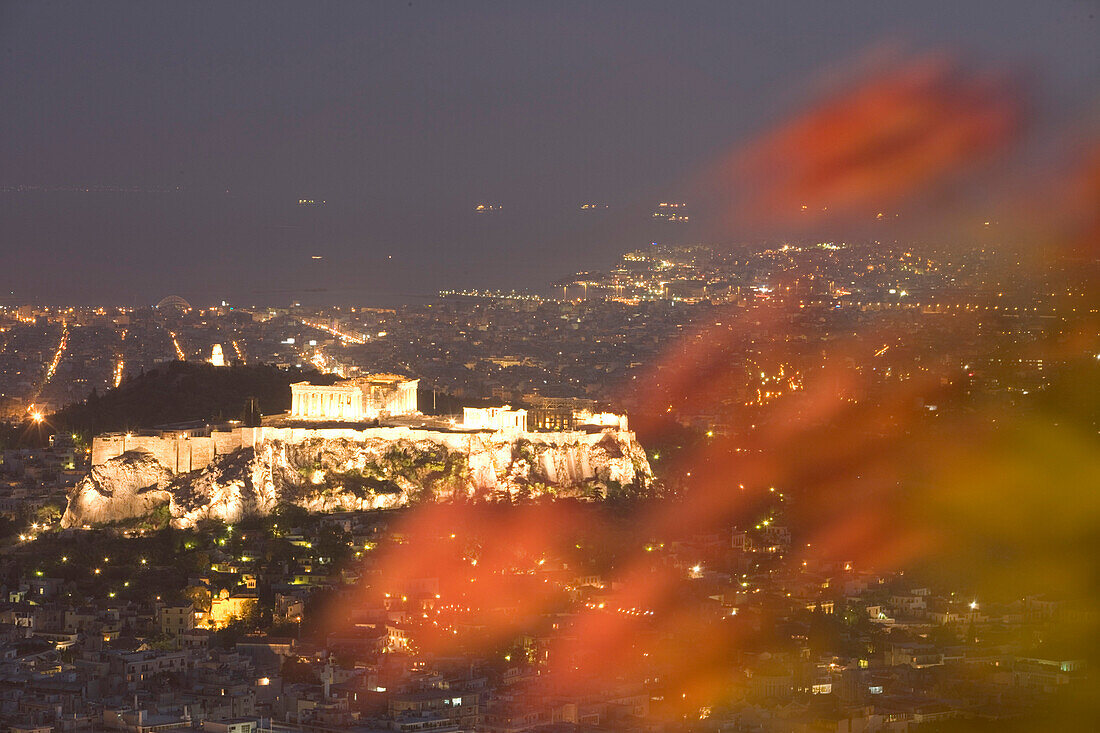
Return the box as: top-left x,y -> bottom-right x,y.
290,374 -> 419,422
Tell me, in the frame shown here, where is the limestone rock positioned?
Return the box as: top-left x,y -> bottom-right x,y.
63,430 -> 653,528
61,450 -> 174,527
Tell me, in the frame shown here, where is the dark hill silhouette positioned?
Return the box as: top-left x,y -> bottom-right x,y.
50,361 -> 335,435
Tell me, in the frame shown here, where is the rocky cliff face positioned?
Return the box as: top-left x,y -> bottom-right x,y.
62,430 -> 653,528
61,452 -> 175,527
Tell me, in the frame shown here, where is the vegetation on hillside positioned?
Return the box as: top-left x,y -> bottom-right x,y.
49,361 -> 331,436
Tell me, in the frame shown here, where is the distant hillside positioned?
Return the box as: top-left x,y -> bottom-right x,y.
51,362 -> 332,436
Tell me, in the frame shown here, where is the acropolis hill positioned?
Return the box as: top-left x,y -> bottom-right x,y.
62,375 -> 652,528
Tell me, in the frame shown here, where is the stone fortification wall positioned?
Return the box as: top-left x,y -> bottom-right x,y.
91,434 -> 215,474
93,426 -> 627,476
212,430 -> 241,457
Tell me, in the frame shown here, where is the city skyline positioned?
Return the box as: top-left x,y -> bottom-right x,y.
0,2 -> 1098,729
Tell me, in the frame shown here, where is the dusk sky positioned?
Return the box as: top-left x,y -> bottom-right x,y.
2,0 -> 1097,306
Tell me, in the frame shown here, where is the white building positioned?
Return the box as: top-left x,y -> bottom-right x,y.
290,374 -> 419,422
462,405 -> 528,432
574,410 -> 628,431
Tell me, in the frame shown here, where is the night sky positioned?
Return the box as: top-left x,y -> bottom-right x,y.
2,1 -> 1097,306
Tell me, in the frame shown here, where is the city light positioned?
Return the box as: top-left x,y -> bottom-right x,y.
169,331 -> 186,360
0,8 -> 1094,728
301,319 -> 366,344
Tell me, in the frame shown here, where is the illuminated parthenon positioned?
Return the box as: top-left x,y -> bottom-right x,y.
290,374 -> 419,422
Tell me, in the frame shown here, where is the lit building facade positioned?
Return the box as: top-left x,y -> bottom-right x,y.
525,396 -> 628,431
462,405 -> 528,432
290,374 -> 419,422
206,589 -> 259,629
